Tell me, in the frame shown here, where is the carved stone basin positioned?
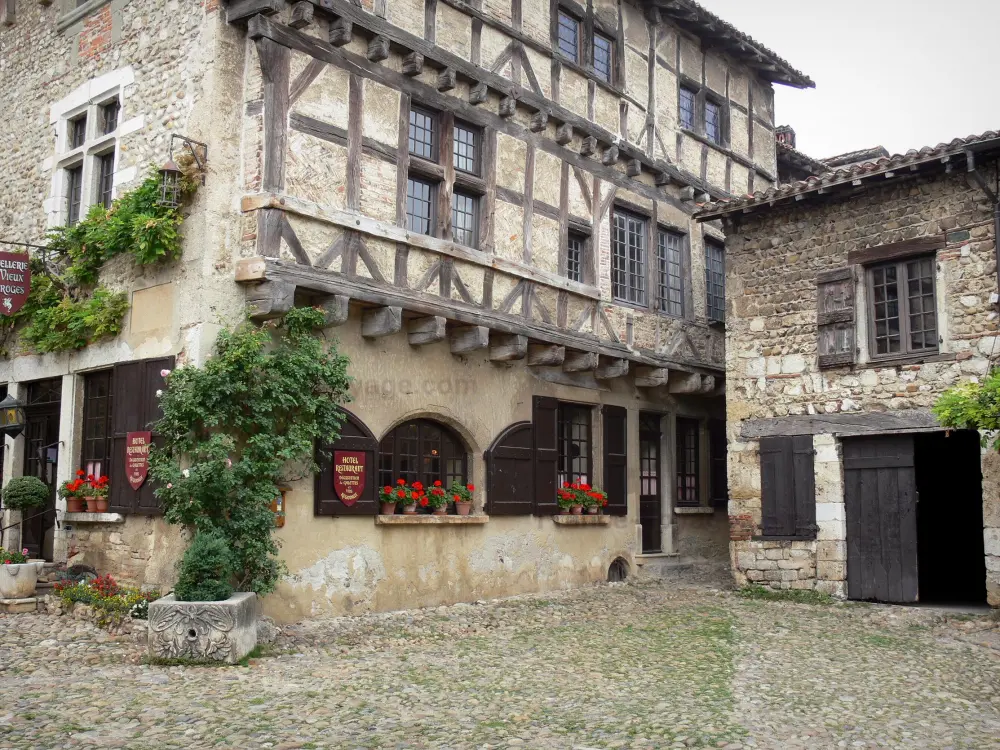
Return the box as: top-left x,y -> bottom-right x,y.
147,592 -> 258,664
0,562 -> 43,599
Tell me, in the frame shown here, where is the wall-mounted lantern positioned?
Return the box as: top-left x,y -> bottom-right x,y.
0,394 -> 26,439
158,134 -> 209,208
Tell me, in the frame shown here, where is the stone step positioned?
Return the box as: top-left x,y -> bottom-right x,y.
0,598 -> 38,614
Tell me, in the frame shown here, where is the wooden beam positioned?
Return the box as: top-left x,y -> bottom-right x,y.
529,110 -> 548,132
469,81 -> 488,104
288,1 -> 314,28
489,333 -> 528,361
626,159 -> 641,177
437,67 -> 457,91
555,123 -> 573,145
367,35 -> 390,61
526,343 -> 566,366
449,325 -> 490,354
740,409 -> 941,439
499,95 -> 517,117
320,294 -> 350,327
595,357 -> 628,380
227,0 -> 285,23
402,51 -> 424,76
601,145 -> 619,166
407,315 -> 447,345
699,375 -> 716,393
580,136 -> 597,157
563,350 -> 598,372
634,366 -> 669,387
247,280 -> 295,320
361,306 -> 402,338
329,16 -> 352,46
668,371 -> 702,393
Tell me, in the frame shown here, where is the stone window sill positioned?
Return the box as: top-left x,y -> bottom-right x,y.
674,506 -> 715,515
57,0 -> 111,32
63,512 -> 125,524
375,514 -> 489,525
552,514 -> 610,525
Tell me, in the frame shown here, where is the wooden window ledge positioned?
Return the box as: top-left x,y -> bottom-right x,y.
63,512 -> 126,524
552,514 -> 610,525
375,514 -> 489,525
674,506 -> 715,515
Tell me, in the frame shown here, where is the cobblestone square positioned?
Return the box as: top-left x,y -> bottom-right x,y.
1,582 -> 998,749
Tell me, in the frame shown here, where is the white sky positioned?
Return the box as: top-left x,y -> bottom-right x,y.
698,0 -> 1000,160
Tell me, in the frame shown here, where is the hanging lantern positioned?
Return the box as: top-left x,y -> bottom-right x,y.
158,159 -> 183,208
0,394 -> 26,439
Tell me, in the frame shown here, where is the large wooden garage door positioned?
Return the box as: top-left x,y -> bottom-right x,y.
843,435 -> 918,603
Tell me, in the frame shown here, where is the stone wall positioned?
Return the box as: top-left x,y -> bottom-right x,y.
722,168 -> 1000,603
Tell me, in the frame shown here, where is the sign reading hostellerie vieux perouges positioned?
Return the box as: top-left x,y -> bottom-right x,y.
0,251 -> 30,316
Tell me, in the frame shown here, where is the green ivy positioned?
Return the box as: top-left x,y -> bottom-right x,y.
933,369 -> 1000,450
19,287 -> 129,354
149,307 -> 352,596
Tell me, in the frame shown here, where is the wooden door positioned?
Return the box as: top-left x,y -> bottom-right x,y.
843,435 -> 918,603
639,413 -> 661,552
21,379 -> 61,560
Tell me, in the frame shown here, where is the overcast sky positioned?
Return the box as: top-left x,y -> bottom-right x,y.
698,0 -> 1000,160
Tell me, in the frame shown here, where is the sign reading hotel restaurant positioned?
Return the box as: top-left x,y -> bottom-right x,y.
126,431 -> 152,490
333,451 -> 366,506
0,251 -> 30,316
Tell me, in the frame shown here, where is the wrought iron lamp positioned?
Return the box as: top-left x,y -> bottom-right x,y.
0,394 -> 26,438
158,134 -> 209,208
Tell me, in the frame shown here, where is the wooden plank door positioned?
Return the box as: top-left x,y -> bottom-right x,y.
639,412 -> 661,553
21,379 -> 62,560
843,435 -> 918,603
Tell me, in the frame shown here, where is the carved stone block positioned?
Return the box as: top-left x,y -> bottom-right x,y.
148,593 -> 258,665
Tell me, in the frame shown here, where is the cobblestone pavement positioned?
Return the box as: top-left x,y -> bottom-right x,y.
1,582 -> 998,749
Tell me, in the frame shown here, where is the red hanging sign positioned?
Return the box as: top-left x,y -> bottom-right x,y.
333,450 -> 366,506
125,431 -> 152,490
0,251 -> 30,316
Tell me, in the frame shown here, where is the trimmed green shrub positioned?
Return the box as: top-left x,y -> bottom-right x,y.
173,531 -> 236,603
2,476 -> 49,511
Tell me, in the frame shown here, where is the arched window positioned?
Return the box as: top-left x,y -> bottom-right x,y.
378,419 -> 467,489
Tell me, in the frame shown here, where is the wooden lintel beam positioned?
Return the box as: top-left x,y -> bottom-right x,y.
526,343 -> 565,366
449,324 -> 490,354
407,315 -> 447,345
489,333 -> 528,361
595,357 -> 629,380
562,350 -> 598,372
634,366 -> 669,388
361,306 -> 402,338
227,0 -> 285,23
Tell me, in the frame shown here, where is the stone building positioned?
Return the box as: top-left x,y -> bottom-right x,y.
0,0 -> 811,620
698,132 -> 1000,606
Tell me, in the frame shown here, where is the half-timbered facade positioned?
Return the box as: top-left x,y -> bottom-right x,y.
699,132 -> 1000,607
0,0 -> 811,618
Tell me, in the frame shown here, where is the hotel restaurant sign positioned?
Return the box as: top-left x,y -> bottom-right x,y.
0,252 -> 30,316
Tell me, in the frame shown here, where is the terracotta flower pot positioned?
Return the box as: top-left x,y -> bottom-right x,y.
402,503 -> 417,515
380,502 -> 397,515
432,507 -> 447,516
66,496 -> 84,513
455,501 -> 472,516
559,508 -> 570,515
586,505 -> 599,515
571,505 -> 583,515
92,497 -> 109,513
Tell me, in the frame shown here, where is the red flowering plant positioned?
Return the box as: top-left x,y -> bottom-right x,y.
88,474 -> 110,499
448,481 -> 474,506
556,482 -> 608,510
424,480 -> 449,510
379,479 -> 427,509
58,475 -> 88,500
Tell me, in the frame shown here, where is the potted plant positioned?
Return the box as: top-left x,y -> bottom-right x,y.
425,481 -> 449,515
58,472 -> 88,513
378,485 -> 399,515
583,486 -> 608,514
449,480 -> 474,516
88,474 -> 110,513
557,482 -> 585,514
4,475 -> 51,515
0,547 -> 42,599
386,479 -> 421,514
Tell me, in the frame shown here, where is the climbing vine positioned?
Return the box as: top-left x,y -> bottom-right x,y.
933,369 -> 1000,451
149,307 -> 352,598
0,169 -> 196,357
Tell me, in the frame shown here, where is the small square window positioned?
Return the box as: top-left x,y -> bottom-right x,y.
451,190 -> 478,248
567,233 -> 585,283
66,164 -> 84,226
101,100 -> 120,135
69,115 -> 87,150
557,11 -> 580,63
679,87 -> 696,131
593,34 -> 613,83
406,177 -> 434,235
453,122 -> 480,175
408,107 -> 436,161
705,100 -> 722,144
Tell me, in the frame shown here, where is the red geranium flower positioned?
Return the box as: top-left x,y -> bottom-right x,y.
383,486 -> 392,493
419,498 -> 429,507
412,481 -> 424,491
581,483 -> 591,491
562,481 -> 570,488
466,484 -> 475,492
434,480 -> 442,487
76,470 -> 85,477
453,494 -> 460,501
397,479 -> 405,485
396,489 -> 406,498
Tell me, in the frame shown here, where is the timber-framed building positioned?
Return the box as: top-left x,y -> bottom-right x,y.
0,0 -> 811,618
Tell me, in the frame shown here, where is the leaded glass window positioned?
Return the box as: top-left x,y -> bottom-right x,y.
612,210 -> 646,305
657,230 -> 684,316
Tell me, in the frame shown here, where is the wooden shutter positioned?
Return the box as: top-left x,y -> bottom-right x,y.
315,409 -> 378,516
759,435 -> 815,538
602,405 -> 628,516
532,396 -> 559,516
485,422 -> 534,515
108,357 -> 174,515
817,268 -> 855,369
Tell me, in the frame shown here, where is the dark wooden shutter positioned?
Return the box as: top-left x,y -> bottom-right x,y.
817,268 -> 855,368
485,422 -> 534,515
315,409 -> 378,516
532,396 -> 559,516
108,357 -> 174,515
760,435 -> 815,538
602,405 -> 628,516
